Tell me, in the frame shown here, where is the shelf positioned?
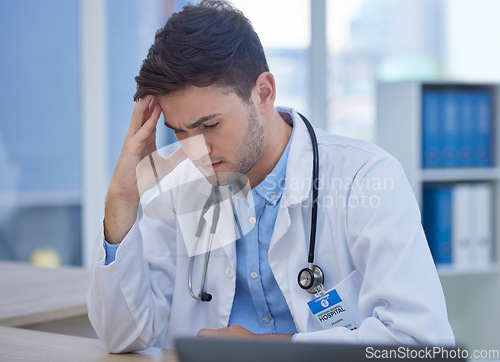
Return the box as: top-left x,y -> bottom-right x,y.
437,264 -> 499,277
377,81 -> 500,352
376,81 -> 499,278
421,168 -> 500,182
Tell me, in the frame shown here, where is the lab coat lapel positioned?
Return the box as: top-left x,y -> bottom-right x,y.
268,107 -> 313,257
269,206 -> 315,333
268,107 -> 316,332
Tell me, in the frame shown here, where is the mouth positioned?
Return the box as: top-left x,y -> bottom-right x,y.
198,161 -> 223,173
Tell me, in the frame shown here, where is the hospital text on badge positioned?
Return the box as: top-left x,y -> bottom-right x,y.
307,289 -> 358,331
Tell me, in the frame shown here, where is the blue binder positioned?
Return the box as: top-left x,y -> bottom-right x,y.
457,91 -> 474,167
423,186 -> 452,266
422,90 -> 441,167
441,90 -> 460,167
473,90 -> 493,166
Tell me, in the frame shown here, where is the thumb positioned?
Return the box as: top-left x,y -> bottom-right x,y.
197,328 -> 217,338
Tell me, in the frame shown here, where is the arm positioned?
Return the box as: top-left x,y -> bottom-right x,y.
88,215 -> 177,353
104,96 -> 185,245
87,96 -> 186,353
197,325 -> 293,341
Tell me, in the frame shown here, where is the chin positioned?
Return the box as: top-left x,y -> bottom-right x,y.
206,171 -> 248,187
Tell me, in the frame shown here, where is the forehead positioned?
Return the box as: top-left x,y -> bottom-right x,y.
158,84 -> 242,125
159,84 -> 237,109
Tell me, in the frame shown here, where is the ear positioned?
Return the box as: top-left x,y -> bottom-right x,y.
253,72 -> 276,115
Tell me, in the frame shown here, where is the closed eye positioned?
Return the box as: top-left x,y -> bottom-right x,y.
203,122 -> 219,129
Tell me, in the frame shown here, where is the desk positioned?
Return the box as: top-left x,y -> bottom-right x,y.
0,326 -> 178,361
0,261 -> 95,337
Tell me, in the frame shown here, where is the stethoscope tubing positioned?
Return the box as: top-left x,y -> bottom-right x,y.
188,186 -> 220,301
298,113 -> 319,266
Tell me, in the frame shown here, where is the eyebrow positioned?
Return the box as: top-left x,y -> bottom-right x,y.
164,113 -> 222,132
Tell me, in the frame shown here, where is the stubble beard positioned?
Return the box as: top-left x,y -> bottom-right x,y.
207,101 -> 265,187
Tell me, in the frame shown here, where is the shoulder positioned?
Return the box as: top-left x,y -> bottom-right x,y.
314,130 -> 402,175
316,130 -> 389,159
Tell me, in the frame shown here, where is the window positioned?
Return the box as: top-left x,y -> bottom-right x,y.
0,1 -> 81,266
327,0 -> 443,141
231,0 -> 311,114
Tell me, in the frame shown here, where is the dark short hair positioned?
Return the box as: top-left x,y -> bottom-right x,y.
133,0 -> 269,102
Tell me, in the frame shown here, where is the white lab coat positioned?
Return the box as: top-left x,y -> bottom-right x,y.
87,107 -> 455,353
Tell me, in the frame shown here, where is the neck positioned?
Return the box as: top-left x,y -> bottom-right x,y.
246,109 -> 292,188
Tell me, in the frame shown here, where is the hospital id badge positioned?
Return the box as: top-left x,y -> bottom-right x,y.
307,288 -> 358,331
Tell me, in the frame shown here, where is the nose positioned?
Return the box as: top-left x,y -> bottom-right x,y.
180,134 -> 211,162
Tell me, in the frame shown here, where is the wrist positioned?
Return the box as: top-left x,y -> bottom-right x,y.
104,192 -> 139,245
106,181 -> 140,203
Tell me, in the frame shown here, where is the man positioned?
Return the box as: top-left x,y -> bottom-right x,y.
87,0 -> 455,353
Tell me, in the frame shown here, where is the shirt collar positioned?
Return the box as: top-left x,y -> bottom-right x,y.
252,114 -> 294,206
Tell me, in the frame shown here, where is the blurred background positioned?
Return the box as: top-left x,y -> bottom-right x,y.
1,0 -> 499,353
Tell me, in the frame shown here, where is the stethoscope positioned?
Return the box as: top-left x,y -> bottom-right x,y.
188,113 -> 324,302
188,185 -> 221,302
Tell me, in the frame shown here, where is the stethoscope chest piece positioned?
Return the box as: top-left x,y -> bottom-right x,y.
298,263 -> 324,294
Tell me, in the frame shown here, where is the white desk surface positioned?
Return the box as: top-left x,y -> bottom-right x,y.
0,261 -> 89,327
0,326 -> 178,361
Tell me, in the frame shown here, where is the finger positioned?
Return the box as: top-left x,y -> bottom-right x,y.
135,104 -> 161,142
141,126 -> 158,158
143,97 -> 159,125
129,95 -> 156,133
197,329 -> 217,338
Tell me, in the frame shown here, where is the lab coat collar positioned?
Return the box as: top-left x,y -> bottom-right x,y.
277,107 -> 314,208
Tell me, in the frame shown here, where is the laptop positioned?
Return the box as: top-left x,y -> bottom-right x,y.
175,338 -> 466,362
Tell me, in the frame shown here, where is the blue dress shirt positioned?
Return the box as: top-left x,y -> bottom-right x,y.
228,129 -> 297,335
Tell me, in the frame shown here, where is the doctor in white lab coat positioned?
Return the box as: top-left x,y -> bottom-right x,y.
87,0 -> 455,354
88,105 -> 455,352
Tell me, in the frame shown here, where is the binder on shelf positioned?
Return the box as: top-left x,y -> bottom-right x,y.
421,86 -> 494,168
422,90 -> 442,167
470,183 -> 493,267
378,81 -> 498,276
425,182 -> 494,270
441,90 -> 460,167
451,184 -> 472,268
473,90 -> 493,167
423,186 -> 452,266
457,91 -> 474,167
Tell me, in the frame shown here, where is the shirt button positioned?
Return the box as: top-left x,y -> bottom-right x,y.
249,216 -> 256,224
225,267 -> 234,278
270,193 -> 277,200
251,271 -> 258,279
262,315 -> 271,323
